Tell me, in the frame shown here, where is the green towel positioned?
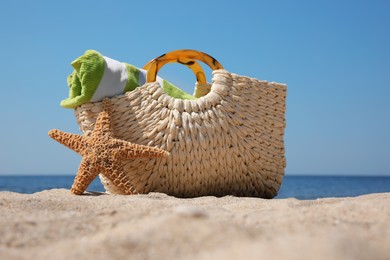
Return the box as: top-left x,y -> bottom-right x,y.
61,50 -> 195,109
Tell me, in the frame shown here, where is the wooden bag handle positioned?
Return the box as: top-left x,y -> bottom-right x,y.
144,57 -> 207,84
143,50 -> 223,84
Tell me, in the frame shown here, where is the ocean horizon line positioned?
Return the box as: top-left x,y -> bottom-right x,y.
0,173 -> 389,177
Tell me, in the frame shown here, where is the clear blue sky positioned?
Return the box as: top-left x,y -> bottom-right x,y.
0,0 -> 389,176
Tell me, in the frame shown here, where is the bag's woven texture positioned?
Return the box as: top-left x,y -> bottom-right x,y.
75,69 -> 287,198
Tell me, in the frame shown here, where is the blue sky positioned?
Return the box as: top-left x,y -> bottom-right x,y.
0,0 -> 389,176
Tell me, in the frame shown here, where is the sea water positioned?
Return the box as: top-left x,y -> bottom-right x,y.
0,175 -> 389,200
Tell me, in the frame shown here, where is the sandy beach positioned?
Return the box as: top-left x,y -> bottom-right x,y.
0,190 -> 389,260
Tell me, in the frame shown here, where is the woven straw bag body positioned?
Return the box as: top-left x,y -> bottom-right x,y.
74,51 -> 287,198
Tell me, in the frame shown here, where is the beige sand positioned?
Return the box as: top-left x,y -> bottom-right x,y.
0,190 -> 389,260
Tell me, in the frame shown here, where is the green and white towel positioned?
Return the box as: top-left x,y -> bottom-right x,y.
61,50 -> 195,109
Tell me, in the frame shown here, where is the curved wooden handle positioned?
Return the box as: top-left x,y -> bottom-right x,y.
144,57 -> 207,84
143,49 -> 223,84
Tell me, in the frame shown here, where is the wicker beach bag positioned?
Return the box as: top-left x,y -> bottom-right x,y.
74,50 -> 287,198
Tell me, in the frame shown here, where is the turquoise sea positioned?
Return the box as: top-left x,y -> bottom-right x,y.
0,175 -> 389,200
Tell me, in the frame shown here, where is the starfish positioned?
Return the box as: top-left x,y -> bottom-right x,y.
48,99 -> 169,195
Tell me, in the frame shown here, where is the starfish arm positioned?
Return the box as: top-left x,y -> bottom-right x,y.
48,129 -> 86,155
92,110 -> 113,136
113,139 -> 170,159
70,159 -> 99,195
100,158 -> 136,195
93,99 -> 115,136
